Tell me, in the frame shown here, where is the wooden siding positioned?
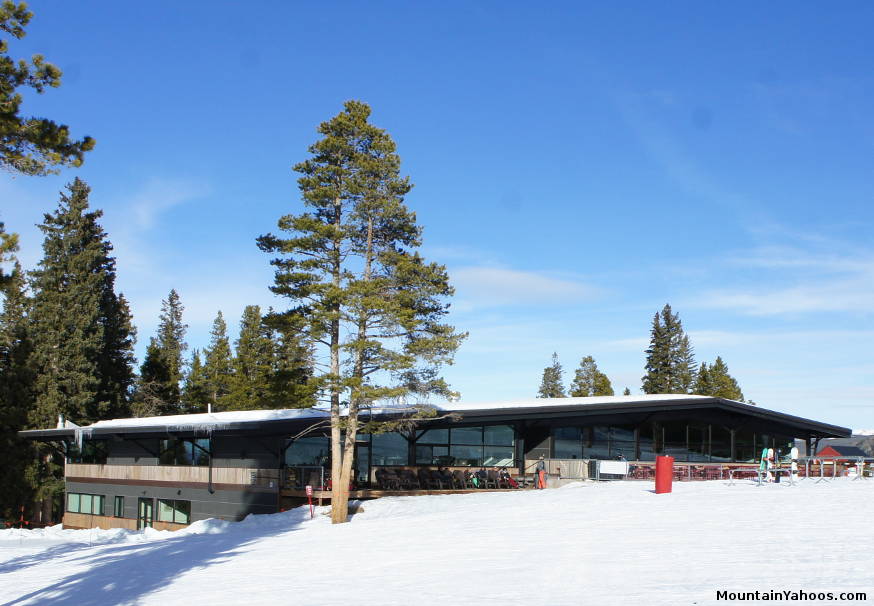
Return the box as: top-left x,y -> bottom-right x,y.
63,512 -> 187,531
65,463 -> 279,488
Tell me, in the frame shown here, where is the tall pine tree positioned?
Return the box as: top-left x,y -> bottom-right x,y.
537,352 -> 566,398
202,311 -> 233,411
29,178 -> 136,427
181,349 -> 210,413
569,355 -> 614,397
263,310 -> 316,409
226,305 -> 274,410
258,100 -> 465,523
642,304 -> 696,394
133,289 -> 187,416
0,261 -> 34,517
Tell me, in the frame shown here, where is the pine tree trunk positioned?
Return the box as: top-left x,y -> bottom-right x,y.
329,195 -> 348,524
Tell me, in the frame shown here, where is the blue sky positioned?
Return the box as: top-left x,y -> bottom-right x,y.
3,2 -> 873,428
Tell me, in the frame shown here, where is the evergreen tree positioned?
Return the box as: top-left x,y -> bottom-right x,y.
642,304 -> 696,394
155,289 -> 187,389
263,310 -> 316,409
202,311 -> 233,410
226,305 -> 274,410
132,289 -> 187,416
569,355 -> 614,397
675,334 -> 697,393
623,387 -> 631,396
96,291 -> 136,419
0,1 -> 95,175
258,100 -> 465,523
181,349 -> 210,413
132,341 -> 174,417
0,221 -> 19,288
538,352 -> 566,398
29,178 -> 135,427
0,261 -> 33,517
27,179 -> 135,520
694,356 -> 744,401
694,362 -> 713,396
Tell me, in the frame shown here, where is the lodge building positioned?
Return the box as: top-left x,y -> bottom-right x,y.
20,395 -> 850,530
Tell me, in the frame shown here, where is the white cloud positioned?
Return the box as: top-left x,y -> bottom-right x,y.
125,177 -> 211,230
451,266 -> 601,309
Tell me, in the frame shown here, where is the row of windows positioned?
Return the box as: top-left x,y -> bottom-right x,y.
66,441 -> 108,464
68,438 -> 212,466
67,493 -> 191,525
551,424 -> 795,463
159,438 -> 210,466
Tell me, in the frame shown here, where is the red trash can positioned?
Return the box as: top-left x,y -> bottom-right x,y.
655,455 -> 674,494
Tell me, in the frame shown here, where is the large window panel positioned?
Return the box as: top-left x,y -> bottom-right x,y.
483,446 -> 514,466
484,425 -> 514,446
67,493 -> 80,513
452,427 -> 483,445
711,426 -> 732,462
450,444 -> 482,466
285,436 -> 329,466
157,499 -> 191,524
584,427 -> 611,459
553,426 -> 583,459
371,432 -> 408,466
611,425 -> 636,460
418,429 -> 449,444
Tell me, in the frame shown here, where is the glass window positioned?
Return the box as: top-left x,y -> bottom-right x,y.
418,428 -> 449,444
484,425 -> 514,446
483,446 -> 514,466
450,444 -> 482,466
67,493 -> 80,512
734,429 -> 756,463
688,424 -> 709,461
415,444 -> 450,465
711,425 -> 731,462
371,432 -> 408,466
451,427 -> 483,445
662,421 -> 688,461
157,499 -> 191,524
553,427 -> 582,459
638,424 -> 657,460
611,426 -> 636,460
80,494 -> 93,515
114,496 -> 124,517
66,440 -> 108,464
192,439 -> 210,466
584,427 -> 611,459
285,436 -> 330,466
159,438 -> 210,466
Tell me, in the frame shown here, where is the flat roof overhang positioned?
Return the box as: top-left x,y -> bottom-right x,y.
18,397 -> 851,442
444,397 -> 850,439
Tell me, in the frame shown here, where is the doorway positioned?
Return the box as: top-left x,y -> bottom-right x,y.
137,498 -> 153,529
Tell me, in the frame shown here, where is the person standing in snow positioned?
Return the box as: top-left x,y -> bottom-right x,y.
535,455 -> 546,489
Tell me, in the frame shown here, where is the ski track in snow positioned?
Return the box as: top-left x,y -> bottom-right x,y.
1,479 -> 872,606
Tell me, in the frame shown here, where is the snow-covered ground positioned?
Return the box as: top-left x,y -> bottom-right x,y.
2,479 -> 872,605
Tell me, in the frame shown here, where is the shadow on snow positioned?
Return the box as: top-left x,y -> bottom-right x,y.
1,508 -> 311,606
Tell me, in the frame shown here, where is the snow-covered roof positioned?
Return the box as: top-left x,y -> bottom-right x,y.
20,394 -> 850,439
436,394 -> 716,412
88,408 -> 328,430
